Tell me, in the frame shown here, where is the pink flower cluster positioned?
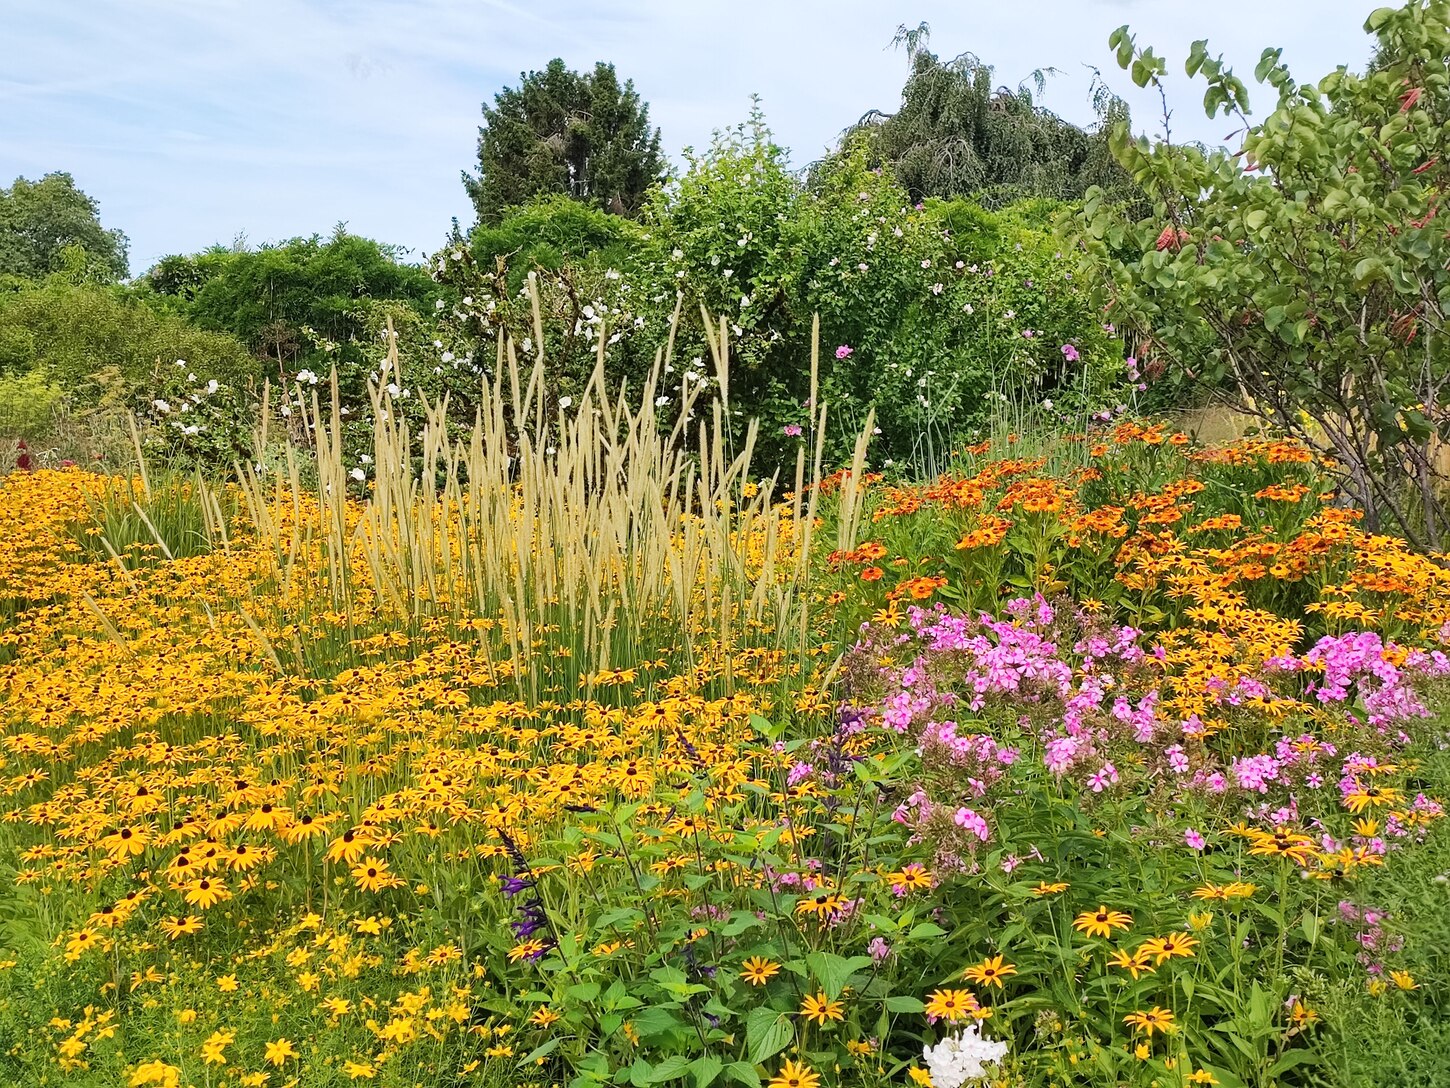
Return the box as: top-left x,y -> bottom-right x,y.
845,598 -> 1450,860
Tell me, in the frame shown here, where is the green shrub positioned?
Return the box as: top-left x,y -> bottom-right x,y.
0,281 -> 259,395
469,192 -> 643,294
154,231 -> 437,374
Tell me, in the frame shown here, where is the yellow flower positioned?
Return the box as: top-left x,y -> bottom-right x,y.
740,956 -> 782,986
795,891 -> 846,919
159,915 -> 202,939
200,1029 -> 234,1066
883,863 -> 933,891
351,856 -> 398,893
343,1060 -> 377,1080
924,988 -> 982,1022
1390,970 -> 1419,991
908,1068 -> 934,1087
183,878 -> 230,909
1107,946 -> 1155,980
1187,1070 -> 1219,1085
1031,881 -> 1069,896
1123,1007 -> 1176,1037
768,1059 -> 820,1088
216,973 -> 238,992
129,1060 -> 180,1087
1073,905 -> 1133,939
1139,932 -> 1198,965
962,954 -> 1017,989
264,1037 -> 299,1066
799,991 -> 845,1026
507,939 -> 547,962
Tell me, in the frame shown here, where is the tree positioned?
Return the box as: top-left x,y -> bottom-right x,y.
836,24 -> 1140,210
1078,2 -> 1450,547
463,59 -> 665,223
0,172 -> 130,281
147,230 -> 435,375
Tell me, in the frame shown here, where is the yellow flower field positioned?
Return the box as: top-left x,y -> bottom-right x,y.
3,388 -> 1450,1088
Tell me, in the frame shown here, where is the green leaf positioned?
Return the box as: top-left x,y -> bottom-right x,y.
632,1005 -> 685,1042
884,995 -> 926,1013
1366,7 -> 1397,31
725,1063 -> 762,1088
1186,41 -> 1209,79
1244,209 -> 1268,231
745,1007 -> 794,1065
1255,48 -> 1284,82
519,1038 -> 561,1066
690,1055 -> 725,1088
1269,1050 -> 1320,1076
1353,256 -> 1386,286
1115,33 -> 1135,71
1300,912 -> 1321,946
648,1056 -> 694,1083
805,952 -> 875,998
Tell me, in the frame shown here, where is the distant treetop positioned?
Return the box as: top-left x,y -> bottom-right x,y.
0,172 -> 130,282
832,23 -> 1140,210
463,58 -> 666,224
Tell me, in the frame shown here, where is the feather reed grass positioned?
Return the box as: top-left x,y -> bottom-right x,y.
235,283 -> 873,698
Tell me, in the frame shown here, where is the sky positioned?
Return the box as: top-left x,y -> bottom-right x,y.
2,0 -> 1379,273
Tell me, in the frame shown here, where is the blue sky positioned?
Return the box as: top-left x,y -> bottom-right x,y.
2,0 -> 1377,273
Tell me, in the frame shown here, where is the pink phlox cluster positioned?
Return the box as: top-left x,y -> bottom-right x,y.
1110,690 -> 1160,742
918,720 -> 1017,796
1231,753 -> 1282,793
1305,631 -> 1450,727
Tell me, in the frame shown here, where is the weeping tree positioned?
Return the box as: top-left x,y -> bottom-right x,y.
836,23 -> 1140,209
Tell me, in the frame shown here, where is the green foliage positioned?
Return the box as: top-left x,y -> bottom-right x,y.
1321,748 -> 1450,1087
68,471 -> 233,569
468,193 -> 642,294
430,108 -> 1128,478
1077,1 -> 1450,547
463,58 -> 665,224
0,173 -> 129,282
0,280 -> 256,396
636,114 -> 1126,470
835,24 -> 1141,211
148,230 -> 435,375
0,369 -> 61,440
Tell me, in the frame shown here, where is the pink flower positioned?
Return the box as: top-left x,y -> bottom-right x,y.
952,806 -> 990,842
1087,763 -> 1119,793
1185,828 -> 1206,851
1060,344 -> 1080,363
783,424 -> 803,437
835,344 -> 854,360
